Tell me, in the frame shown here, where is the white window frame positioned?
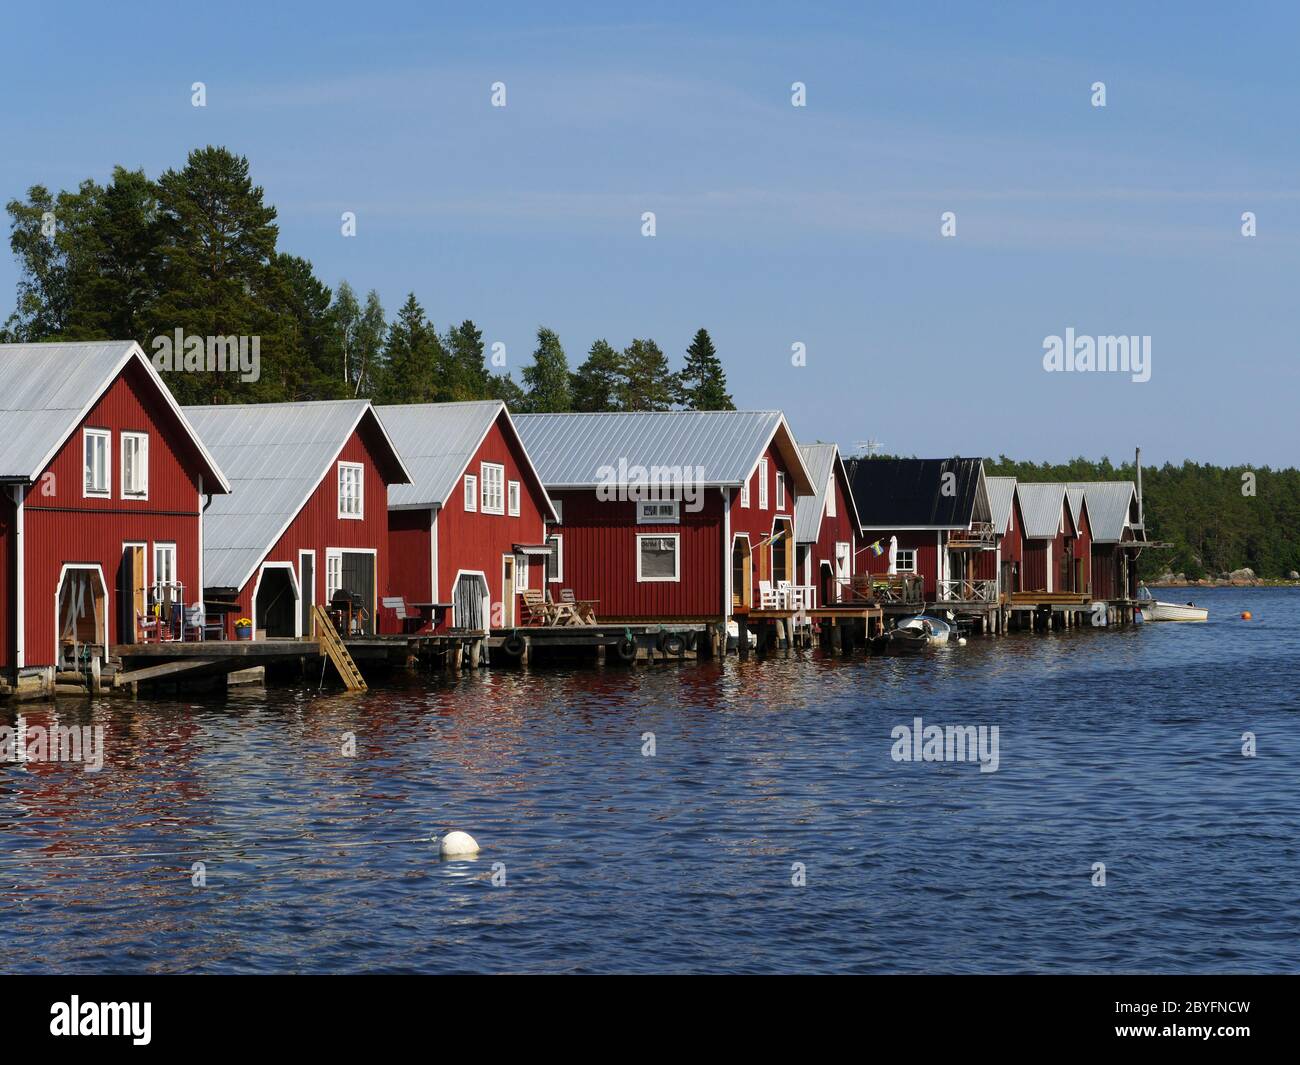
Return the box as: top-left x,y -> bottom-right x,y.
326,550 -> 343,599
835,541 -> 851,581
636,500 -> 679,524
551,499 -> 563,524
121,431 -> 149,500
758,459 -> 769,509
547,533 -> 563,583
507,480 -> 520,517
152,541 -> 177,594
517,553 -> 529,590
776,471 -> 785,511
740,477 -> 750,508
636,533 -> 680,583
480,462 -> 505,515
83,428 -> 111,499
464,474 -> 478,512
337,461 -> 364,519
895,548 -> 917,573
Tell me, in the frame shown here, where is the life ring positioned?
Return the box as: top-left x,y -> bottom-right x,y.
614,636 -> 637,662
661,632 -> 686,656
502,633 -> 526,657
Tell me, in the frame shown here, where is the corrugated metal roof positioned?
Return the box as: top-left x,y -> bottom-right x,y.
1065,486 -> 1087,530
183,400 -> 404,590
1016,483 -> 1067,539
985,476 -> 1017,534
514,410 -> 813,493
795,443 -> 836,541
0,341 -> 229,490
378,401 -> 504,509
1067,481 -> 1138,543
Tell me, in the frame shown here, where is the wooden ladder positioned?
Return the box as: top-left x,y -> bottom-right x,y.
312,605 -> 367,691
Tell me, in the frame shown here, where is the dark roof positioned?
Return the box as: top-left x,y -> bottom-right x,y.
844,456 -> 986,529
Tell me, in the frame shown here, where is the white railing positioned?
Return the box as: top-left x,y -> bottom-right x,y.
937,578 -> 997,603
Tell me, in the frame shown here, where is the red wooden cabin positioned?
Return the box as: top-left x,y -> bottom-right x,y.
515,411 -> 814,623
985,476 -> 1021,596
0,341 -> 230,686
183,400 -> 410,639
378,401 -> 556,632
844,457 -> 995,604
795,443 -> 863,606
1068,482 -> 1144,601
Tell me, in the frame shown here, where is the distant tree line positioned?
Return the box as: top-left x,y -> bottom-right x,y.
985,455 -> 1300,579
1,146 -> 735,412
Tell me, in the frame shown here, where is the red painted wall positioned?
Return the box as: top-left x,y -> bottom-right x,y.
0,489 -> 13,668
861,529 -> 942,598
230,417 -> 396,630
1074,503 -> 1093,593
433,414 -> 550,629
8,360 -> 208,669
808,462 -> 858,603
549,488 -> 723,621
387,508 -> 432,609
730,442 -> 799,602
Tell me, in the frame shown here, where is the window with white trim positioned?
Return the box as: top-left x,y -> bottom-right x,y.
508,480 -> 520,517
121,432 -> 149,499
464,474 -> 477,512
516,553 -> 529,590
895,549 -> 916,573
337,462 -> 364,519
480,462 -> 504,514
740,477 -> 750,508
637,500 -> 679,524
637,534 -> 680,582
153,542 -> 177,593
551,499 -> 563,524
758,459 -> 769,509
83,428 -> 111,498
546,534 -> 563,583
326,551 -> 342,598
776,471 -> 785,510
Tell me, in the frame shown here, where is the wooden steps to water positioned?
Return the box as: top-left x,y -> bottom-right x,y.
312,605 -> 367,691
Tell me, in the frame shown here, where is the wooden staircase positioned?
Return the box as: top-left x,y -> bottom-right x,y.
312,605 -> 367,691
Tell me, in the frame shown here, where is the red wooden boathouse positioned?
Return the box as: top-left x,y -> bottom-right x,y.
1068,481 -> 1144,601
183,400 -> 410,638
795,443 -> 863,606
377,401 -> 556,632
0,341 -> 230,686
514,411 -> 814,623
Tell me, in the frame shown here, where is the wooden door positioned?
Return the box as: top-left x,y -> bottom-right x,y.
501,555 -> 515,627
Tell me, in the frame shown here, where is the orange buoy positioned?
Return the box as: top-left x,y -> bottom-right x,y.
1241,611 -> 1252,620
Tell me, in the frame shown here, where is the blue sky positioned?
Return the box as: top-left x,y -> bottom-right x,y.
3,1 -> 1298,466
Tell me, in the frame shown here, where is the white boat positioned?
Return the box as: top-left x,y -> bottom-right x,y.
1137,586 -> 1208,622
897,615 -> 952,645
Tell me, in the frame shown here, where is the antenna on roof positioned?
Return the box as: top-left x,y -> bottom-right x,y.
854,438 -> 883,457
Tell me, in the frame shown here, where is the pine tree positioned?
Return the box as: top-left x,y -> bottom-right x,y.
678,327 -> 734,410
446,319 -> 492,400
268,253 -> 338,399
521,326 -> 572,412
620,337 -> 677,411
488,371 -> 528,409
376,294 -> 441,403
571,338 -> 626,411
147,147 -> 285,403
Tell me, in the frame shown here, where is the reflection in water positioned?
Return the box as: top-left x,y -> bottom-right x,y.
1,587 -> 1298,973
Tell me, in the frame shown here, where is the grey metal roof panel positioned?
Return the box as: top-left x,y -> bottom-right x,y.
514,410 -> 788,488
1015,483 -> 1068,539
377,401 -> 503,508
795,443 -> 836,541
0,340 -> 230,490
985,476 -> 1017,534
183,400 -> 380,590
1067,481 -> 1138,542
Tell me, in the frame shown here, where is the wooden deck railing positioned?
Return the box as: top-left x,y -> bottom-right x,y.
937,578 -> 998,603
946,522 -> 998,550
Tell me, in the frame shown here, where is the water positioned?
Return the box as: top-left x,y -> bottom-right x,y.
2,586 -> 1297,973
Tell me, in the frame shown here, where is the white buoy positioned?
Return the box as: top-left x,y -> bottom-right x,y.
438,830 -> 480,857
957,637 -> 967,646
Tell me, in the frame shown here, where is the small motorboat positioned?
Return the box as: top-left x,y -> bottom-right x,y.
885,625 -> 929,653
897,615 -> 952,645
1136,585 -> 1208,622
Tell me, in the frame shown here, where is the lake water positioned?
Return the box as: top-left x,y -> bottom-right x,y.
2,586 -> 1297,974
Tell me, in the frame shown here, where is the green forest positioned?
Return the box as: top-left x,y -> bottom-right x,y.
4,146 -> 1296,577
0,145 -> 735,412
986,456 -> 1300,580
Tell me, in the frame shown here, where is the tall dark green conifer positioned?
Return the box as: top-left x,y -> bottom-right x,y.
620,337 -> 677,411
376,294 -> 441,403
678,327 -> 734,410
570,338 -> 626,411
446,319 -> 492,400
